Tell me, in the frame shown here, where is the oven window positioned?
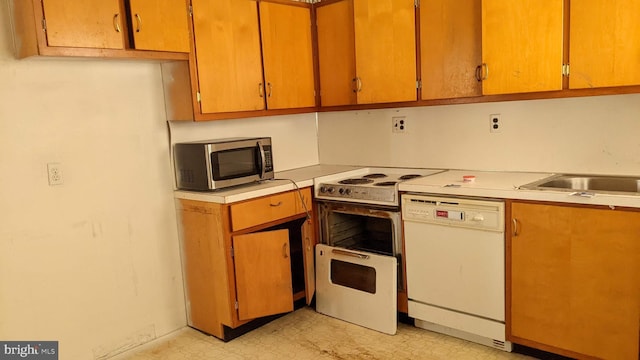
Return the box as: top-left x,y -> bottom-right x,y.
329,212 -> 393,255
330,259 -> 376,294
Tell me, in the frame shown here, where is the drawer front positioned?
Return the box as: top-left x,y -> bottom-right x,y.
230,188 -> 311,231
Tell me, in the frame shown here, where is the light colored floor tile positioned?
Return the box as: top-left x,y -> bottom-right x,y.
117,307 -> 536,360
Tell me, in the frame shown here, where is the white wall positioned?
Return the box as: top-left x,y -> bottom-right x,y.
0,2 -> 320,357
0,2 -> 185,359
318,94 -> 640,176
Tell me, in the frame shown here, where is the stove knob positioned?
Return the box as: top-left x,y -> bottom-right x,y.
339,188 -> 345,194
319,186 -> 327,193
327,187 -> 336,194
344,188 -> 352,195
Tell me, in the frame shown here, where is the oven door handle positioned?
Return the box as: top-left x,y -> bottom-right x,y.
331,248 -> 370,260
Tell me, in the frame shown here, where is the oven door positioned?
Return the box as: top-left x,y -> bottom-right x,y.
318,201 -> 402,257
315,244 -> 397,335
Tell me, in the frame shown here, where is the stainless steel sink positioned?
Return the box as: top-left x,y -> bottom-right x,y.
520,174 -> 640,195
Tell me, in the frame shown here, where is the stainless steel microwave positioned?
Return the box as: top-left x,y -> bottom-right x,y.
174,137 -> 274,191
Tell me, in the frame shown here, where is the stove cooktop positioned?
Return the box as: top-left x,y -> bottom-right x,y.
314,167 -> 444,206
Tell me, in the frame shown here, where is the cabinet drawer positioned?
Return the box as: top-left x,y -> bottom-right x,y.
230,188 -> 311,231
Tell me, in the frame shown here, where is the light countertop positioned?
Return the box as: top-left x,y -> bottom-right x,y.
174,165 -> 640,208
400,169 -> 640,208
174,164 -> 361,204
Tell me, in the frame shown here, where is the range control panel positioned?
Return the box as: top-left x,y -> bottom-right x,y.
317,183 -> 396,203
402,194 -> 505,232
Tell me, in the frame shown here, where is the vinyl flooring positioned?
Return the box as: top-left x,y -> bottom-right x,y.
115,307 -> 544,360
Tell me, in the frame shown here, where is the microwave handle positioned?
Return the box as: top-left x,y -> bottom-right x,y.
257,141 -> 266,179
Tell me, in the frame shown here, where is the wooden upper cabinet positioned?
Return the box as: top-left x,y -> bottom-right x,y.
569,0 -> 640,89
354,0 -> 417,104
129,0 -> 190,53
41,0 -> 125,49
10,0 -> 189,59
259,1 -> 316,110
420,0 -> 482,100
316,0 -> 357,107
192,0 -> 265,113
481,0 -> 564,94
316,0 -> 417,106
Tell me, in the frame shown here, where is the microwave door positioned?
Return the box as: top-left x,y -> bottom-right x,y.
209,146 -> 260,188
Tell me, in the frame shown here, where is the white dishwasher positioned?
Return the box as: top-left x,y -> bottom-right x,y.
401,194 -> 512,351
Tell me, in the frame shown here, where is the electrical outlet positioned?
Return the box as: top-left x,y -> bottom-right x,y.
490,114 -> 501,133
392,116 -> 407,134
47,163 -> 63,186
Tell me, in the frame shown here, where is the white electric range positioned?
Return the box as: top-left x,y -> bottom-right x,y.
313,167 -> 444,335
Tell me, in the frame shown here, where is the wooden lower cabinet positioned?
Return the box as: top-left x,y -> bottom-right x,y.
177,187 -> 315,340
508,201 -> 640,360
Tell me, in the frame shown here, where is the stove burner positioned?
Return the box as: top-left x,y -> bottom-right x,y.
338,178 -> 374,185
398,174 -> 422,180
363,173 -> 387,179
374,181 -> 397,187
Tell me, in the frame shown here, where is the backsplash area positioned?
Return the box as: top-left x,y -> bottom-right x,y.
168,113 -> 319,173
318,94 -> 640,176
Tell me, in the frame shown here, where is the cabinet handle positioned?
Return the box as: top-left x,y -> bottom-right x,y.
135,14 -> 142,33
475,65 -> 482,82
267,82 -> 273,98
481,63 -> 489,81
512,218 -> 519,237
270,201 -> 282,207
282,243 -> 288,259
258,83 -> 264,98
113,14 -> 121,33
353,77 -> 362,93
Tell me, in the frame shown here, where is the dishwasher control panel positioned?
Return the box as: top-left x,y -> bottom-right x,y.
401,194 -> 505,232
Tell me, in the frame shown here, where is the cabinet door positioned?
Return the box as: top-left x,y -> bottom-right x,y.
259,2 -> 316,109
353,0 -> 417,104
192,0 -> 265,113
41,0 -> 124,49
233,229 -> 294,321
301,218 -> 316,305
316,0 -> 357,106
420,0 -> 482,100
569,0 -> 640,89
129,0 -> 190,52
481,0 -> 564,94
510,202 -> 640,359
